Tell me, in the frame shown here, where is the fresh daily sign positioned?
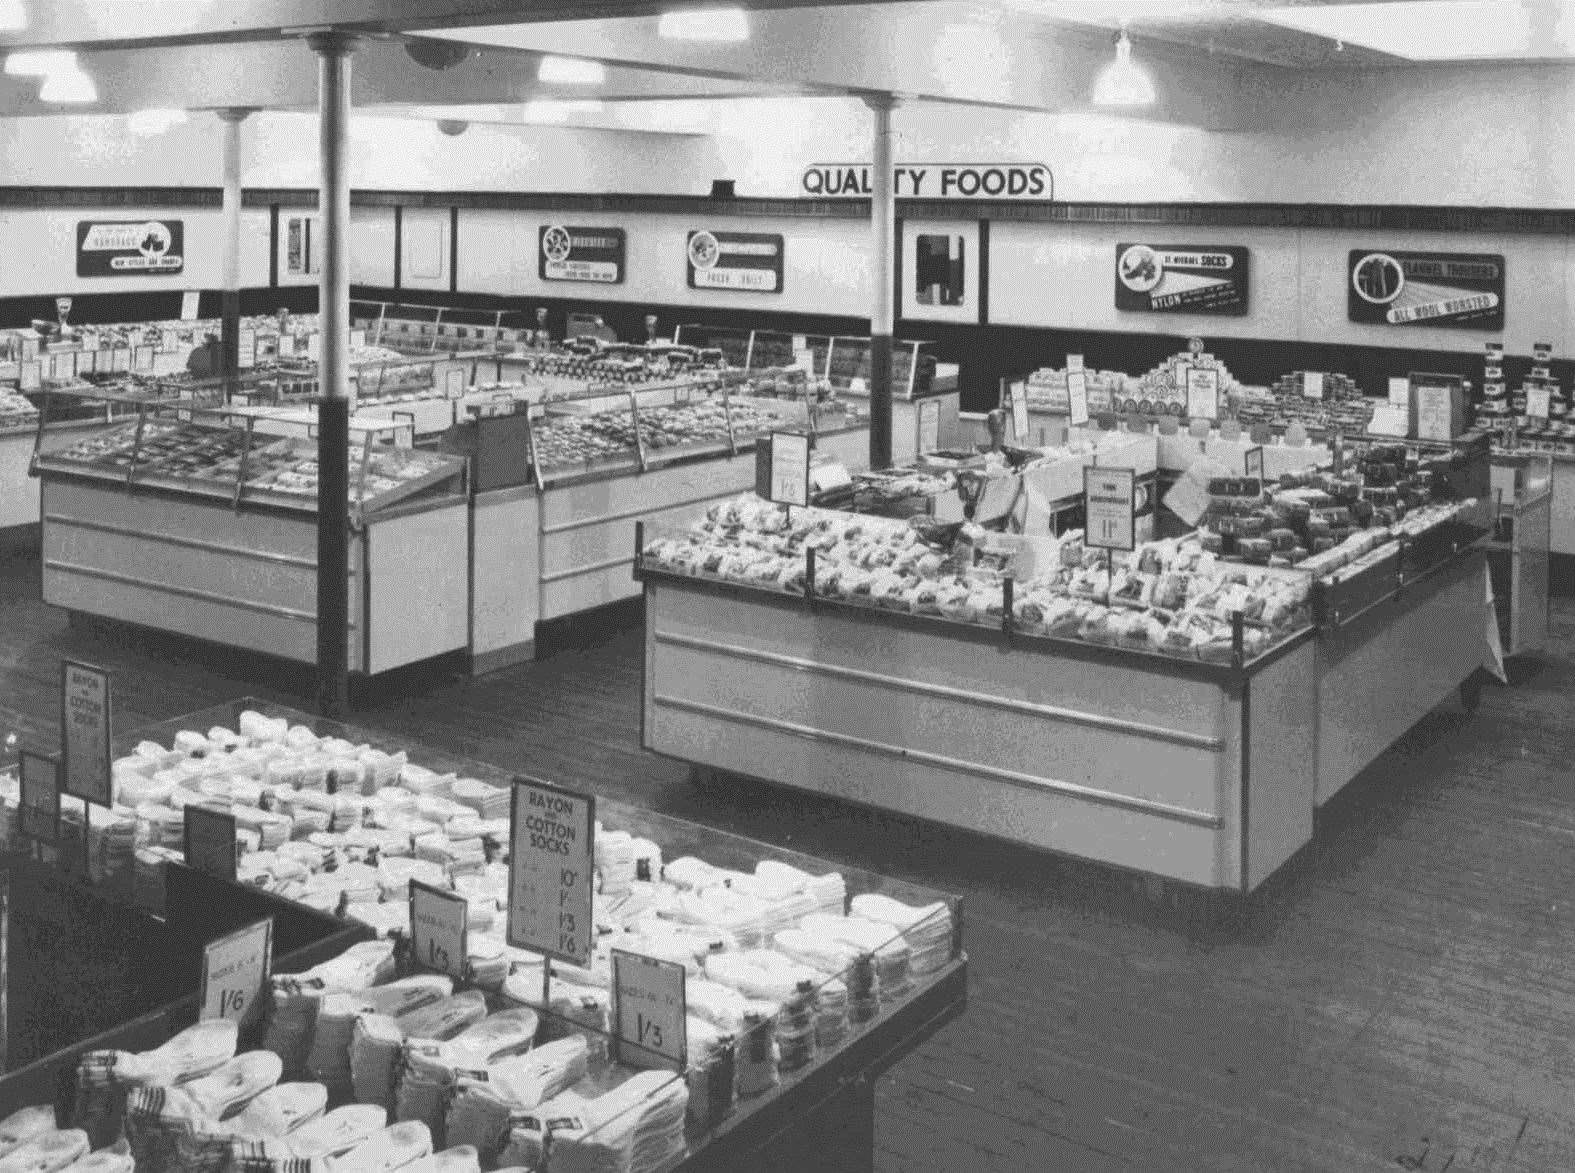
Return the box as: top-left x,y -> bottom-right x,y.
801,163 -> 1052,201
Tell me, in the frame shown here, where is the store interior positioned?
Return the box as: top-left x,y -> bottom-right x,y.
3,1 -> 1575,1170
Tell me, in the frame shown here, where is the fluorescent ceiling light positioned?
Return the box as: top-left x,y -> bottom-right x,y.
39,67 -> 96,103
0,0 -> 26,33
1092,28 -> 1155,107
128,108 -> 188,136
537,55 -> 607,85
523,99 -> 605,123
1258,1 -> 1570,61
658,6 -> 750,42
4,49 -> 76,77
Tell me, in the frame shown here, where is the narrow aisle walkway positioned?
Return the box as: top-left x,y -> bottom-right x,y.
3,543 -> 1573,1172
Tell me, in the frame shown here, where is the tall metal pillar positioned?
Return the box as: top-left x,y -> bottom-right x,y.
217,108 -> 251,378
865,94 -> 899,469
308,32 -> 355,719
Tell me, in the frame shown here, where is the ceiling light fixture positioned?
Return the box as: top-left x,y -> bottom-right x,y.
128,108 -> 188,136
1092,23 -> 1156,108
4,49 -> 76,77
0,0 -> 26,33
657,6 -> 750,42
537,55 -> 607,85
39,65 -> 96,103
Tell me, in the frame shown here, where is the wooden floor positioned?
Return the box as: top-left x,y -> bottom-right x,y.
4,539 -> 1575,1172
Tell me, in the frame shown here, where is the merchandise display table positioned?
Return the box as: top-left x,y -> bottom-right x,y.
639,543 -> 1495,895
0,697 -> 966,1172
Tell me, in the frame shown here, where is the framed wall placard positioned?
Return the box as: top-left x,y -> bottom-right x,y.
540,225 -> 626,284
1348,250 -> 1504,329
76,220 -> 184,277
901,219 -> 980,324
687,230 -> 784,293
1115,244 -> 1249,316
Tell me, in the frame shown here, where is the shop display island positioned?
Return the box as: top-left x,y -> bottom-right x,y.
639,485 -> 1497,894
461,378 -> 871,672
32,401 -> 470,675
0,698 -> 966,1173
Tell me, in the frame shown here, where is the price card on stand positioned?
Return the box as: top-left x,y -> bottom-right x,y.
1304,371 -> 1325,400
1185,367 -> 1220,421
1066,371 -> 1089,428
201,918 -> 272,1034
1527,385 -> 1552,419
60,661 -> 111,807
1244,446 -> 1264,482
612,949 -> 687,1072
180,291 -> 201,321
1415,380 -> 1456,441
507,778 -> 595,965
184,805 -> 239,881
917,398 -> 940,455
1368,403 -> 1410,437
1008,384 -> 1033,440
767,431 -> 811,508
1387,376 -> 1411,407
1084,466 -> 1137,552
18,751 -> 60,845
1066,353 -> 1084,373
409,880 -> 468,980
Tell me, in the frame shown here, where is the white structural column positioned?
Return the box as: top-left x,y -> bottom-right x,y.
216,107 -> 251,377
864,93 -> 899,469
308,31 -> 355,718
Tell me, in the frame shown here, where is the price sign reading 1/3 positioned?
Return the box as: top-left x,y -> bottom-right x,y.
612,948 -> 687,1072
201,918 -> 272,1035
507,778 -> 595,965
18,751 -> 60,844
768,430 -> 811,509
1066,371 -> 1089,429
1084,466 -> 1137,552
60,660 -> 111,807
1244,446 -> 1265,481
184,804 -> 238,882
409,880 -> 468,980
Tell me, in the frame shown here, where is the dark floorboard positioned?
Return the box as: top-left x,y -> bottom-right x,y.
3,541 -> 1574,1171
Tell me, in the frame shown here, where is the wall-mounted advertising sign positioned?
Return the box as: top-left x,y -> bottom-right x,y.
1348,250 -> 1505,330
1115,244 -> 1249,316
76,220 -> 184,277
540,225 -> 626,284
801,163 -> 1052,201
687,230 -> 784,294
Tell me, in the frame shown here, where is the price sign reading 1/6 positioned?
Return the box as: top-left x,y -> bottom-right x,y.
409,879 -> 468,980
201,917 -> 272,1034
1083,466 -> 1137,553
612,948 -> 687,1072
507,778 -> 595,965
60,660 -> 111,807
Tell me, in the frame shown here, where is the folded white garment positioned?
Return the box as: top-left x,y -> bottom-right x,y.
0,1130 -> 90,1173
113,1019 -> 237,1088
282,1104 -> 389,1160
56,1153 -> 132,1173
546,1071 -> 688,1173
396,991 -> 489,1043
402,1144 -> 481,1173
228,1081 -> 328,1140
0,1109 -> 56,1158
322,1121 -> 431,1172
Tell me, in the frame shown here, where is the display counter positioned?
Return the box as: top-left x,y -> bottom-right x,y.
32,406 -> 470,675
0,697 -> 966,1172
638,483 -> 1495,894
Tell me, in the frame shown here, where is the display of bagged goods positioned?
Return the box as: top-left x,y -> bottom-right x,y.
0,387 -> 38,430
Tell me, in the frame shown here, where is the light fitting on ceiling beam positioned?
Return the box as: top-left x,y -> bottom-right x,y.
0,0 -> 25,32
1092,23 -> 1155,108
437,119 -> 470,137
658,6 -> 750,43
39,65 -> 96,103
537,55 -> 606,85
4,49 -> 76,77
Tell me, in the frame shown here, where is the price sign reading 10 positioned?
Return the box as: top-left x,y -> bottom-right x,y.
507,777 -> 596,965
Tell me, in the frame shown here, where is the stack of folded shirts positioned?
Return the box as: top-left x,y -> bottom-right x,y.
798,914 -> 910,996
596,831 -> 637,897
848,894 -> 952,975
445,1036 -> 590,1162
546,1071 -> 688,1173
320,1121 -> 431,1171
395,1009 -> 539,1145
0,1130 -> 89,1173
450,778 -> 508,820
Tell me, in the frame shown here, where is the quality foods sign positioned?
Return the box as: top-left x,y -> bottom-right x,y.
539,224 -> 626,284
801,163 -> 1052,201
77,219 -> 184,277
686,230 -> 784,294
